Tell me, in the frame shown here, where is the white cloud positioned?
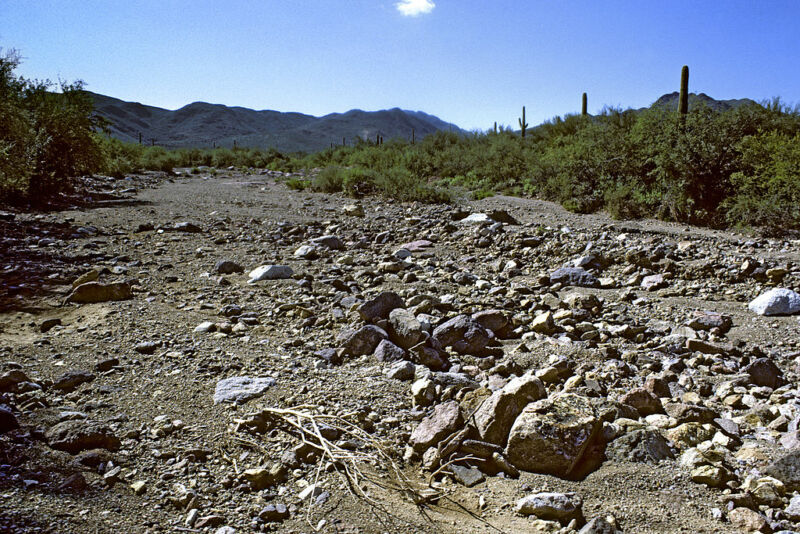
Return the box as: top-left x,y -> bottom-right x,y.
396,0 -> 435,17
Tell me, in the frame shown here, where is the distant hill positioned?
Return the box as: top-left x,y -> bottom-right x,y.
648,92 -> 757,112
86,92 -> 464,153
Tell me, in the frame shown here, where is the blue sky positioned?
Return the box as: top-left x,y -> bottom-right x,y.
2,0 -> 799,130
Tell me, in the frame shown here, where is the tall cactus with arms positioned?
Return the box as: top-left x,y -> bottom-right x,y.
518,106 -> 528,138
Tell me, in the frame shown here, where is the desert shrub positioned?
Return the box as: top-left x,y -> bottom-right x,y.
0,49 -> 105,202
313,166 -> 345,192
285,177 -> 309,191
723,131 -> 800,232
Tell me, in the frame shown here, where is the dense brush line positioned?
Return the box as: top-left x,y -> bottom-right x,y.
2,50 -> 799,234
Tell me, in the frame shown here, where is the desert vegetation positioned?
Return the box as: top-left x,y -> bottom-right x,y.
2,50 -> 799,234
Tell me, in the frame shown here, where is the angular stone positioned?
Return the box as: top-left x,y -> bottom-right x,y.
374,339 -> 406,362
388,308 -> 424,350
687,311 -> 732,333
0,405 -> 18,434
531,311 -> 556,335
619,388 -> 663,417
471,310 -> 508,333
691,465 -> 724,487
52,370 -> 95,392
506,394 -> 603,479
409,401 -> 463,453
46,420 -> 121,453
259,503 -> 290,522
449,465 -> 484,487
743,357 -> 786,389
549,267 -> 598,288
385,360 -> 415,381
248,265 -> 294,282
748,288 -> 800,316
664,403 -> 717,424
473,372 -> 546,446
357,292 -> 404,322
728,507 -> 768,533
606,429 -> 674,463
432,315 -> 494,357
214,260 -> 244,274
764,450 -> 800,490
640,274 -> 667,291
411,378 -> 436,407
515,492 -> 584,525
213,376 -> 276,404
67,282 -> 132,303
338,325 -> 387,357
310,235 -> 344,250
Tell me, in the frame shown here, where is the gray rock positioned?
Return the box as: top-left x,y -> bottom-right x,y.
449,465 -> 484,487
310,235 -> 344,250
749,288 -> 800,316
194,321 -> 216,333
515,492 -> 584,525
579,516 -> 622,534
173,222 -> 202,233
385,360 -> 415,381
409,400 -> 463,452
473,372 -> 546,446
663,403 -> 717,424
641,273 -> 667,291
619,388 -> 663,417
374,339 -> 406,362
744,357 -> 786,389
784,495 -> 800,521
764,450 -> 800,490
214,260 -> 244,274
357,292 -> 405,322
471,309 -> 508,334
66,282 -> 133,303
432,315 -> 495,357
293,245 -> 318,259
134,341 -> 160,355
687,311 -> 732,333
52,370 -> 95,392
0,405 -> 18,434
248,265 -> 294,282
213,376 -> 277,404
606,429 -> 674,463
45,420 -> 121,453
388,308 -> 424,350
338,325 -> 388,357
549,267 -> 599,288
259,503 -> 289,522
505,394 -> 604,479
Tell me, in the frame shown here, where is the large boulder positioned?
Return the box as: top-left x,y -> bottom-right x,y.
472,372 -> 546,446
748,288 -> 800,316
432,315 -> 496,357
409,401 -> 463,453
764,450 -> 800,491
505,393 -> 604,479
66,282 -> 132,303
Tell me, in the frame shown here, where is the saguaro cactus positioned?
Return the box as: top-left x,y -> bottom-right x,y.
493,121 -> 498,134
582,93 -> 588,116
518,106 -> 528,138
679,65 -> 689,115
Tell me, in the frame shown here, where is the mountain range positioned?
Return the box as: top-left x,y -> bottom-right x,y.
88,91 -> 759,154
86,91 -> 464,153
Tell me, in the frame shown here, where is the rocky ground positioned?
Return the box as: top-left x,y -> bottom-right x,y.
2,169 -> 800,533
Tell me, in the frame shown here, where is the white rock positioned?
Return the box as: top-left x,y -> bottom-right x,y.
748,288 -> 800,316
248,265 -> 294,283
213,376 -> 276,404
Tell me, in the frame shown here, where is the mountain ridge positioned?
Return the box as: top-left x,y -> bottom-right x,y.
86,91 -> 463,153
